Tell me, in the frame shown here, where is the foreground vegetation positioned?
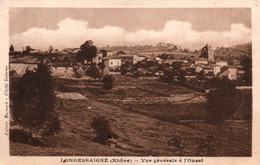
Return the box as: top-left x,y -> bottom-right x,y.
10,72 -> 252,156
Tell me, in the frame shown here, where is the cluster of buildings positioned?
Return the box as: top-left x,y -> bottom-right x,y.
180,46 -> 241,80
94,46 -> 242,80
93,50 -> 146,68
10,44 -> 244,81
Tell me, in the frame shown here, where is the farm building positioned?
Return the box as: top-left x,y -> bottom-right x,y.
118,54 -> 145,65
102,56 -> 122,68
218,67 -> 237,80
99,49 -> 113,57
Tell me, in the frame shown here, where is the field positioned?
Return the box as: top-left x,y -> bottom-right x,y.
10,75 -> 252,156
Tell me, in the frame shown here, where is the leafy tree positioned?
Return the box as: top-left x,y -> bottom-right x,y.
25,45 -> 32,54
98,63 -> 106,70
78,40 -> 97,63
241,56 -> 252,85
9,44 -> 14,53
206,78 -> 240,125
12,63 -> 60,136
102,75 -> 114,90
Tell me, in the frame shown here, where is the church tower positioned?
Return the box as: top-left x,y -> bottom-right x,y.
208,45 -> 214,61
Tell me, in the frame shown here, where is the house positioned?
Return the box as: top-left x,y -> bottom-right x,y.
195,57 -> 208,65
162,59 -> 175,65
154,57 -> 162,64
96,51 -> 103,58
187,64 -> 196,73
102,56 -> 121,68
100,49 -> 113,57
218,67 -> 237,80
180,63 -> 190,71
215,60 -> 228,67
116,50 -> 127,56
203,66 -> 214,74
91,52 -> 104,64
119,54 -> 135,64
146,56 -> 154,62
107,51 -> 113,57
119,54 -> 145,64
195,65 -> 204,73
136,55 -> 146,62
209,64 -> 222,75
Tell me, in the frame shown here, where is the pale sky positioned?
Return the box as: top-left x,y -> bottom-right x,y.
9,8 -> 251,50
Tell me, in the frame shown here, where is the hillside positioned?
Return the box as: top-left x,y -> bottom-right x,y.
214,42 -> 252,58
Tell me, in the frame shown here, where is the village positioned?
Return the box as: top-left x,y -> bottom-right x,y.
9,41 -> 249,90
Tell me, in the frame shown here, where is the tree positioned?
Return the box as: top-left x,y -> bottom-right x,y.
178,70 -> 186,84
161,69 -> 176,83
241,56 -> 252,85
102,75 -> 114,90
25,45 -> 32,54
79,40 -> 97,63
173,45 -> 178,50
206,78 -> 240,125
12,63 -> 60,136
120,63 -> 129,75
9,44 -> 14,53
49,46 -> 54,54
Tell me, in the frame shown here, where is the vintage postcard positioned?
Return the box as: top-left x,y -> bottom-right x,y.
0,0 -> 259,164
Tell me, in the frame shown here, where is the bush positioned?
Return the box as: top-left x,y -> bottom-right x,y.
102,75 -> 114,90
177,70 -> 186,84
87,64 -> 102,79
120,63 -> 130,75
12,63 -> 60,136
161,69 -> 176,83
91,116 -> 117,145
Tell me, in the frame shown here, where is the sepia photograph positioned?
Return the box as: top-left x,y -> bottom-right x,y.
8,8 -> 252,157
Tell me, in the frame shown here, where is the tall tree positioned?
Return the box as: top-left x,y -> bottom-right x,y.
206,78 -> 240,125
241,56 -> 252,85
9,44 -> 14,53
12,63 -> 60,136
79,40 -> 97,63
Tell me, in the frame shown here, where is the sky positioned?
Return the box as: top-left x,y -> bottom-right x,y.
9,8 -> 251,51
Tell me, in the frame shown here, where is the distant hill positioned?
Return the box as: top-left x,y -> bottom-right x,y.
214,43 -> 252,59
